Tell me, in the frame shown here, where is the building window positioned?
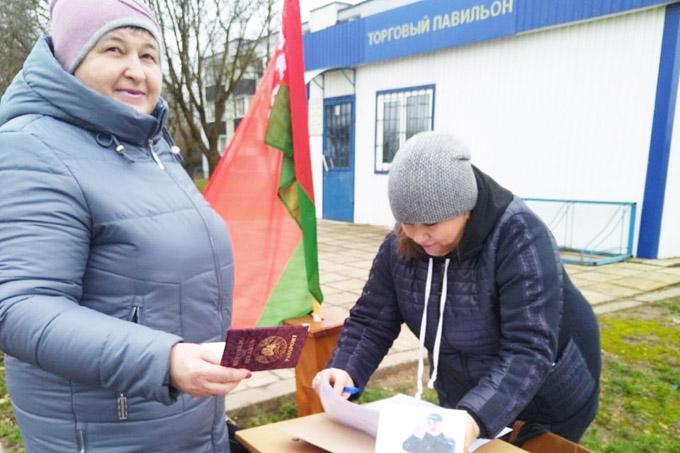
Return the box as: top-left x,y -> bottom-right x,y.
206,101 -> 215,123
234,97 -> 248,118
375,85 -> 434,173
218,135 -> 228,156
324,101 -> 352,170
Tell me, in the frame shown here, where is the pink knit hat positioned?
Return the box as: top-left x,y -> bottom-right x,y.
50,0 -> 162,72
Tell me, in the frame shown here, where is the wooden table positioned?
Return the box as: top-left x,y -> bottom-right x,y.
236,419 -> 325,452
236,413 -> 526,453
284,307 -> 347,416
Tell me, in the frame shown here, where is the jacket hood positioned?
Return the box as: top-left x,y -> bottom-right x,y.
454,166 -> 513,260
0,37 -> 167,145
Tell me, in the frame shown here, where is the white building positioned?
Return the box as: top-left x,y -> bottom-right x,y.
303,0 -> 680,259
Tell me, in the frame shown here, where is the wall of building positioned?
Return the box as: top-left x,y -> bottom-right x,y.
309,7 -> 675,255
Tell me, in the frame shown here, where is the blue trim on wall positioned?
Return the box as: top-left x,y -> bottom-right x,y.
304,0 -> 676,71
304,19 -> 364,71
638,3 -> 680,258
515,0 -> 675,33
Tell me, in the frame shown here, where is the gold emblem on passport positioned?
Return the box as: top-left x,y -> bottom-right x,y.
255,336 -> 288,364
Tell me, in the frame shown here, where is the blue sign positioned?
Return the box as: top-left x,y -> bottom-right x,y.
304,0 -> 676,71
363,0 -> 516,63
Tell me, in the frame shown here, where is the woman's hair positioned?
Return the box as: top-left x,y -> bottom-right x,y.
395,224 -> 425,260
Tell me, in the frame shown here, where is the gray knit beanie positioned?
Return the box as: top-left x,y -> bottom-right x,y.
388,131 -> 478,224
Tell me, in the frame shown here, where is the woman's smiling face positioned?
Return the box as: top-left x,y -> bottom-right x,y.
74,27 -> 161,115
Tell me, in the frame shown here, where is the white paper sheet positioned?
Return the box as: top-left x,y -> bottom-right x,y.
318,380 -> 381,436
375,403 -> 467,453
367,394 -> 510,452
469,427 -> 512,451
318,383 -> 512,451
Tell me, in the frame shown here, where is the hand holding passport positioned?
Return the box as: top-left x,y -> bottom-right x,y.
219,324 -> 309,371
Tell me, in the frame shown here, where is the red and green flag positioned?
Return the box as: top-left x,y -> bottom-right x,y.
204,0 -> 323,327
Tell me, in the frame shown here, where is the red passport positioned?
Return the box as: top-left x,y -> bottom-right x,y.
220,324 -> 309,371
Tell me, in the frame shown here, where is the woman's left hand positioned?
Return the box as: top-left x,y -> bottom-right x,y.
168,342 -> 251,398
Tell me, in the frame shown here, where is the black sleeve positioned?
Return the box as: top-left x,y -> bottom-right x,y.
328,234 -> 404,389
402,435 -> 422,452
456,212 -> 561,436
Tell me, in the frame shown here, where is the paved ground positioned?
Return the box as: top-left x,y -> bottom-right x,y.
225,220 -> 680,411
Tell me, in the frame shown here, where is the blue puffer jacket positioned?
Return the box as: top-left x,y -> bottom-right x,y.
0,38 -> 233,452
330,168 -> 600,439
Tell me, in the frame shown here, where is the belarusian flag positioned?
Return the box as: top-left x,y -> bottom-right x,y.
204,0 -> 323,327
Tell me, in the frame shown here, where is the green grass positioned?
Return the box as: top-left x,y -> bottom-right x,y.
230,396 -> 299,429
356,380 -> 438,406
0,354 -> 23,452
580,300 -> 680,453
194,178 -> 208,193
2,299 -> 679,452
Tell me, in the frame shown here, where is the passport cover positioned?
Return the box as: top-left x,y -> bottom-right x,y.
220,324 -> 309,371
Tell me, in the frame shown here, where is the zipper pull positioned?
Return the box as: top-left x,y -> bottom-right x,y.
148,140 -> 166,170
117,393 -> 128,420
129,305 -> 140,323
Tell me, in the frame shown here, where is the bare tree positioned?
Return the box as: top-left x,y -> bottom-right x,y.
148,0 -> 277,174
0,0 -> 48,95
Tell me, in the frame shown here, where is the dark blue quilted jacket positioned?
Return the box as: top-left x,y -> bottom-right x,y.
330,169 -> 600,437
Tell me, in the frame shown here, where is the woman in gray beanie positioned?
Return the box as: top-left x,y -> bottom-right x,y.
0,0 -> 249,451
314,131 -> 600,450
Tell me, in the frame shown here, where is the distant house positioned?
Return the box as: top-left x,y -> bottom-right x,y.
200,35 -> 277,179
205,56 -> 263,155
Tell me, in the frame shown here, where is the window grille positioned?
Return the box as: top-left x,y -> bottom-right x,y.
375,85 -> 434,172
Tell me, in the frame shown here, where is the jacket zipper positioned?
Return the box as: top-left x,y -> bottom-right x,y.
129,304 -> 141,324
77,428 -> 86,453
160,169 -> 225,327
117,392 -> 128,420
118,304 -> 140,420
149,139 -> 165,170
140,140 -> 225,325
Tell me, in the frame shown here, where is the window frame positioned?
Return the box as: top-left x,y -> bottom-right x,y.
323,98 -> 354,171
373,84 -> 436,174
233,96 -> 248,119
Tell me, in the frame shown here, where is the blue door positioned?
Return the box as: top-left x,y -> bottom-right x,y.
322,96 -> 355,222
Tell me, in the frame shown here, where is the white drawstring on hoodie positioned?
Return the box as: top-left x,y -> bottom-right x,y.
415,257 -> 451,400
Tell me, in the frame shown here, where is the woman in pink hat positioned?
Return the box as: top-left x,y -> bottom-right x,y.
0,1 -> 249,451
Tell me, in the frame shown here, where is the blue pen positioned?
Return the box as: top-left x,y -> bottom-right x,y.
342,386 -> 360,395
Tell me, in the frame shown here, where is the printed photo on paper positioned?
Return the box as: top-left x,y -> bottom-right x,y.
375,404 -> 466,453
